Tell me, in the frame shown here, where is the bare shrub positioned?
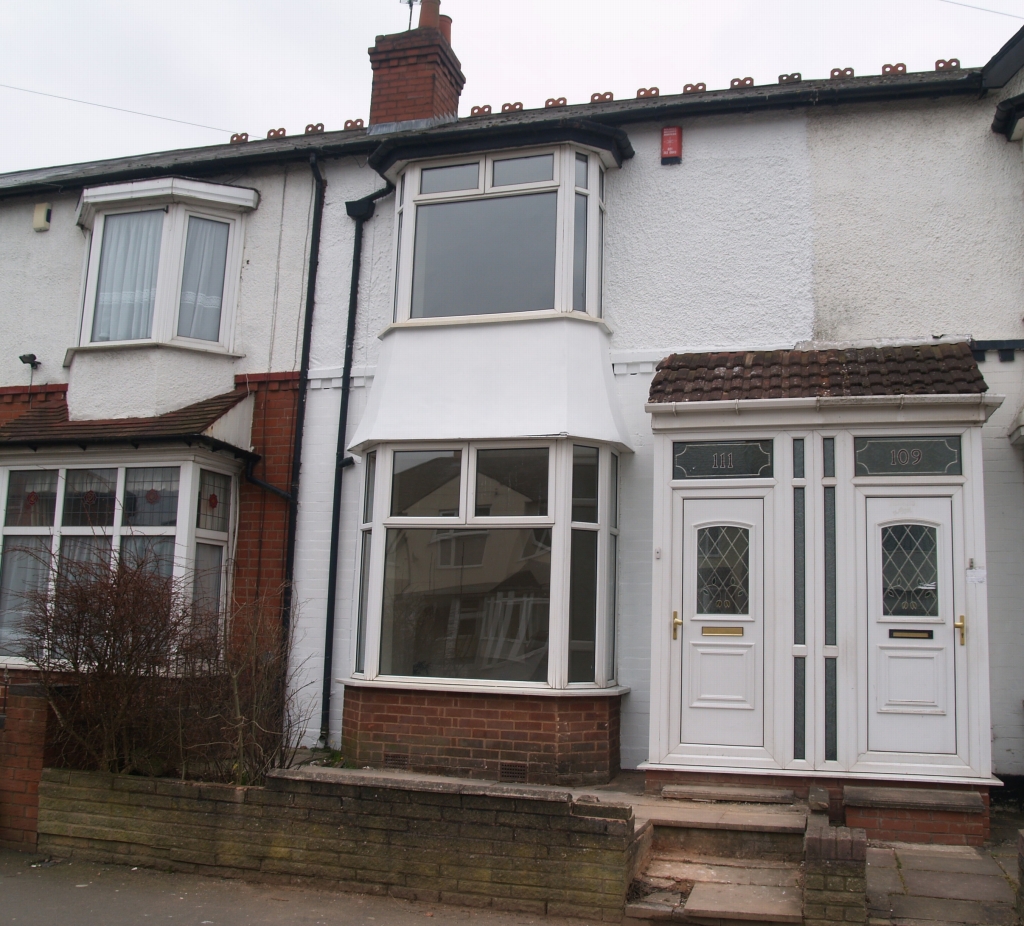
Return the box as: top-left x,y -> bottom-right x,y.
17,545 -> 310,783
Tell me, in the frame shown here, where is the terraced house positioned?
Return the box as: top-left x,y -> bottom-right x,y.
6,0 -> 1024,863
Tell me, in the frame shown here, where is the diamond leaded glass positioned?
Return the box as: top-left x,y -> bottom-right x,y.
881,524 -> 938,616
697,526 -> 749,614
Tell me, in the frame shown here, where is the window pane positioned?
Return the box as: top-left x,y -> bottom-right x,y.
380,527 -> 550,681
354,530 -> 372,673
363,451 -> 377,524
197,470 -> 231,532
606,532 -> 617,682
493,154 -> 554,186
63,468 -> 117,527
5,470 -> 57,527
92,210 -> 163,342
568,528 -> 598,683
610,453 -> 618,530
573,192 -> 587,311
823,437 -> 835,478
794,487 -> 806,645
192,542 -> 223,615
59,536 -> 112,579
177,216 -> 229,341
575,153 -> 588,189
124,466 -> 179,527
825,657 -> 838,761
597,208 -> 604,317
0,537 -> 51,657
572,445 -> 599,522
421,162 -> 479,194
794,656 -> 806,761
411,193 -> 557,317
391,450 -> 461,517
824,485 -> 836,645
392,212 -> 402,322
121,536 -> 174,579
475,448 -> 548,517
599,167 -> 605,201
882,524 -> 939,616
697,526 -> 749,614
793,438 -> 805,479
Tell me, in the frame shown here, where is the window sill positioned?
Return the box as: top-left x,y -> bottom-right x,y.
64,341 -> 246,368
380,309 -> 611,339
341,676 -> 630,698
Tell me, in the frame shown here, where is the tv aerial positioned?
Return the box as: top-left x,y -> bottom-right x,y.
400,0 -> 421,31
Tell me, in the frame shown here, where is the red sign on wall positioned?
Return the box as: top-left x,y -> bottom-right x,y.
661,126 -> 682,165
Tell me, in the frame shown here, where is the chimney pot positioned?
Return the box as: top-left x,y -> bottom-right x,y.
419,0 -> 441,29
438,14 -> 452,43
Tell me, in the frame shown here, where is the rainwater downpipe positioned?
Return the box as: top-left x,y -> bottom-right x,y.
319,181 -> 393,745
278,154 -> 327,637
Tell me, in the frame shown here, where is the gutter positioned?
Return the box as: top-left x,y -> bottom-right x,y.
280,154 -> 327,636
318,182 -> 394,746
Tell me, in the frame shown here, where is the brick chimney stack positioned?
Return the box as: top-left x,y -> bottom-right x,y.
367,0 -> 466,128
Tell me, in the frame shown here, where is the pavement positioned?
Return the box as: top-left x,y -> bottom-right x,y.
0,850 -> 592,926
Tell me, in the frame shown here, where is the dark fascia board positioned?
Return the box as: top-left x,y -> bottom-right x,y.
982,24 -> 1024,89
367,118 -> 634,177
0,432 -> 257,461
0,68 -> 989,200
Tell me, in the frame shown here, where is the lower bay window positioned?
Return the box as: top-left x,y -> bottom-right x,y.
353,441 -> 619,689
0,459 -> 235,660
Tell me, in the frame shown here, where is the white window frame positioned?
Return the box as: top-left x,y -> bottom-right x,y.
391,145 -> 606,323
351,439 -> 619,691
75,178 -> 258,354
0,451 -> 238,667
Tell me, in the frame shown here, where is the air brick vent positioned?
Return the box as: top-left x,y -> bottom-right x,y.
383,752 -> 410,770
499,761 -> 528,783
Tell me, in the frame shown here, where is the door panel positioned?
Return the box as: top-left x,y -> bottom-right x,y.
866,497 -> 956,755
681,498 -> 764,747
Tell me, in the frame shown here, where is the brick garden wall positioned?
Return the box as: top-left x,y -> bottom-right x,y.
342,686 -> 621,785
37,766 -> 636,921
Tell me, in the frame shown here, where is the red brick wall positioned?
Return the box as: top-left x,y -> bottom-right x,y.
0,681 -> 50,851
342,686 -> 621,786
232,372 -> 299,615
645,769 -> 990,846
0,384 -> 66,427
368,28 -> 465,126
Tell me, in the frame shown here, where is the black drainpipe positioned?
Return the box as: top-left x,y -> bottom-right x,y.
319,181 -> 393,745
279,154 -> 327,636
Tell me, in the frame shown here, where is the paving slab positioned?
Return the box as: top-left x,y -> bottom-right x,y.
868,846 -> 898,868
644,858 -> 800,888
899,869 -> 1015,904
888,895 -> 1017,925
897,850 -> 1004,876
682,882 -> 802,923
866,866 -> 904,894
661,784 -> 795,804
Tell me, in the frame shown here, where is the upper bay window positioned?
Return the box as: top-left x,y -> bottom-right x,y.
75,179 -> 259,353
353,440 -> 619,690
392,147 -> 606,321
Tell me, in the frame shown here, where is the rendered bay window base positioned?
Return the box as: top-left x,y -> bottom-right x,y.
340,683 -> 624,785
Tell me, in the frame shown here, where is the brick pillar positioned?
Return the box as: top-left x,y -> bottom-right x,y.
803,813 -> 868,926
0,683 -> 49,851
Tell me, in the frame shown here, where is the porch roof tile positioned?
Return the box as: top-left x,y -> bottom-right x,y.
648,342 -> 987,404
0,388 -> 250,452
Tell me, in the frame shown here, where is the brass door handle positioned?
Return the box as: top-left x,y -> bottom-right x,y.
672,611 -> 683,640
954,615 -> 965,646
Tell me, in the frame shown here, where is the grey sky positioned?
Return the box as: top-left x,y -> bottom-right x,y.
1,0 -> 1022,176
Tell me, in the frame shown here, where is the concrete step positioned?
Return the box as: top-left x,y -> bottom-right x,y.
639,803 -> 808,862
682,882 -> 803,923
661,784 -> 796,805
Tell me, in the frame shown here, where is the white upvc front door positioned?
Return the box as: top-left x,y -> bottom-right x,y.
676,497 -> 767,752
864,495 -> 962,758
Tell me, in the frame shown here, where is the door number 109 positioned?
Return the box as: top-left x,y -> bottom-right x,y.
890,448 -> 923,467
712,453 -> 734,469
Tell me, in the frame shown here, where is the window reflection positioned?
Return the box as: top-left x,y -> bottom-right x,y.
391,450 -> 461,517
475,448 -> 548,517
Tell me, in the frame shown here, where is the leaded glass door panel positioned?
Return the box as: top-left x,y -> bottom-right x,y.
866,497 -> 957,755
679,498 -> 764,748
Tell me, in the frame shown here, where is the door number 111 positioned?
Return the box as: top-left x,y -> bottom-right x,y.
712,453 -> 734,470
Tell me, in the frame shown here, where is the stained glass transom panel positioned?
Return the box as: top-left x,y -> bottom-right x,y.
697,526 -> 749,614
881,524 -> 938,616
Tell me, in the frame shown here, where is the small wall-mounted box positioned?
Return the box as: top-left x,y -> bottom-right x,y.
33,203 -> 52,232
661,126 -> 682,165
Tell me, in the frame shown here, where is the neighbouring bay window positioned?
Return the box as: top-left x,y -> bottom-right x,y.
0,460 -> 235,659
76,178 -> 258,351
355,441 -> 619,688
392,147 -> 606,321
